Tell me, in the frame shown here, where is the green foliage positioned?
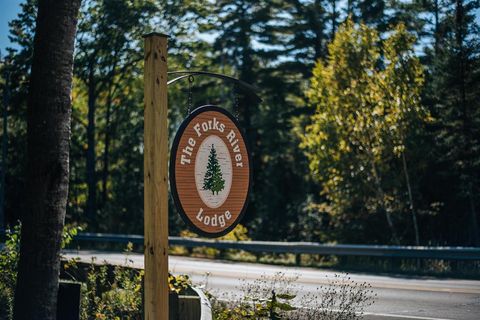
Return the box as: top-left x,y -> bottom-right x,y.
168,274 -> 191,294
300,19 -> 428,244
70,0 -> 158,230
0,0 -> 37,224
0,223 -> 82,320
175,224 -> 251,258
62,224 -> 84,249
0,225 -> 20,292
0,282 -> 13,320
426,0 -> 480,245
0,225 -> 20,320
78,245 -> 193,319
80,261 -> 144,320
2,0 -> 479,246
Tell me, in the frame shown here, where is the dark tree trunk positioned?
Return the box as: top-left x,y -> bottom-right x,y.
101,55 -> 118,206
312,0 -> 324,60
101,83 -> 113,205
13,1 -> 81,319
86,63 -> 97,224
331,0 -> 337,40
402,152 -> 420,245
236,6 -> 255,156
347,0 -> 353,17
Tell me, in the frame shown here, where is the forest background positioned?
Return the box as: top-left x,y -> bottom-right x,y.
1,0 -> 479,247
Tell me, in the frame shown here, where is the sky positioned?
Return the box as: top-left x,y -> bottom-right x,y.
0,0 -> 22,54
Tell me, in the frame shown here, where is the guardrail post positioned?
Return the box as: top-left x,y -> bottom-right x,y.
295,253 -> 301,266
144,32 -> 169,320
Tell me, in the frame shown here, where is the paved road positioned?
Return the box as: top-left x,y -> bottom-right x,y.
64,250 -> 480,320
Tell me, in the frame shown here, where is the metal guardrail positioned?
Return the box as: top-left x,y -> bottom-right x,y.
74,232 -> 480,261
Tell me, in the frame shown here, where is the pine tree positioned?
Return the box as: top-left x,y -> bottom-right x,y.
0,0 -> 37,225
203,144 -> 225,195
429,0 -> 480,245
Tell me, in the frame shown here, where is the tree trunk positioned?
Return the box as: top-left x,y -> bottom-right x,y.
13,1 -> 81,319
371,158 -> 400,244
347,0 -> 353,17
238,26 -> 254,139
101,52 -> 119,207
86,62 -> 97,225
402,152 -> 420,245
101,83 -> 113,205
312,0 -> 324,60
0,68 -> 9,232
331,0 -> 337,40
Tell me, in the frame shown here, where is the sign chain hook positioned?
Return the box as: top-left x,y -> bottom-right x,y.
187,75 -> 194,115
234,84 -> 240,121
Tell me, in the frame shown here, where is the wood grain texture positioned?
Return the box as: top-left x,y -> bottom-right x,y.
144,34 -> 168,320
173,109 -> 250,235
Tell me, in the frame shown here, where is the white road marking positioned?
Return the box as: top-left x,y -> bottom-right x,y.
362,312 -> 454,320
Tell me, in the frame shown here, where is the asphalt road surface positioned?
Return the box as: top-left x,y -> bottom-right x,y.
63,250 -> 480,320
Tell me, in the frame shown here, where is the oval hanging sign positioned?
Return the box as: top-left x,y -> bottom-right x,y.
170,105 -> 252,237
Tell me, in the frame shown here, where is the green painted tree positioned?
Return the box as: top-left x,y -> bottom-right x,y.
203,144 -> 225,195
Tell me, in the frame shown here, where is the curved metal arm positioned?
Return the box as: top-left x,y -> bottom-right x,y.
167,70 -> 262,103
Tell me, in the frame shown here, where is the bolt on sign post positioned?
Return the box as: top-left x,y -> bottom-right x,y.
170,105 -> 252,237
144,33 -> 169,320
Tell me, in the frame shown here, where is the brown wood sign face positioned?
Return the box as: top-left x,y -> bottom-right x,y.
170,105 -> 252,237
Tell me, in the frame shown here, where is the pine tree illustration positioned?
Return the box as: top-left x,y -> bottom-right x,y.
203,144 -> 225,195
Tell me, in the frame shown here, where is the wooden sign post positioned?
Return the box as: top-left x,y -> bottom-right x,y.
144,33 -> 169,320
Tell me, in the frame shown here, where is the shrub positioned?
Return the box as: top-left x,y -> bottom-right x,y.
210,272 -> 375,320
0,223 -> 81,320
0,282 -> 13,320
77,243 -> 192,320
0,224 -> 20,317
0,225 -> 20,320
172,224 -> 253,259
80,260 -> 144,320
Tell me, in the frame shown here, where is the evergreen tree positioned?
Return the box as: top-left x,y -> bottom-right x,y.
277,0 -> 329,77
203,144 -> 225,195
0,0 -> 37,226
206,0 -> 326,240
346,0 -> 387,30
429,0 -> 480,245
